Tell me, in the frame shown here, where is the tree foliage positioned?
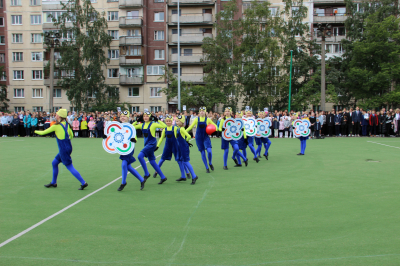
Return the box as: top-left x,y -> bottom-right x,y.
51,0 -> 119,111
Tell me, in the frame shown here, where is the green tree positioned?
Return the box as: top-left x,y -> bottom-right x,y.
0,67 -> 9,111
50,0 -> 119,111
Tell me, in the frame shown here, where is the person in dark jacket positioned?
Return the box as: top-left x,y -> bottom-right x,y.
361,111 -> 369,136
369,110 -> 378,137
11,114 -> 19,137
327,111 -> 335,136
309,113 -> 316,138
96,116 -> 104,138
352,107 -> 362,137
334,111 -> 342,136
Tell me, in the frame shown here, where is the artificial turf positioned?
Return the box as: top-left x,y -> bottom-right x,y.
0,136 -> 399,266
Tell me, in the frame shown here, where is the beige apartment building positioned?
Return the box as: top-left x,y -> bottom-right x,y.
6,0 -> 345,113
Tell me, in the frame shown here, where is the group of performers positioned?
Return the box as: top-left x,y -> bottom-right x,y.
35,107 -> 308,191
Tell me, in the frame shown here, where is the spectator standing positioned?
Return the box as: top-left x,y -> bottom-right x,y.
369,110 -> 378,137
12,114 -> 19,137
80,118 -> 88,137
31,114 -> 38,137
23,111 -> 32,137
72,117 -> 80,137
352,107 -> 362,137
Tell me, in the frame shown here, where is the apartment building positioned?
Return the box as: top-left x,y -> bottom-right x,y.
0,0 -> 7,90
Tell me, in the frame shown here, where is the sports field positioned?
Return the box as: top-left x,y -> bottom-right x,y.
0,137 -> 399,266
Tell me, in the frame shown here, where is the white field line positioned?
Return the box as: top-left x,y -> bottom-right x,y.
0,153 -> 162,248
367,141 -> 400,149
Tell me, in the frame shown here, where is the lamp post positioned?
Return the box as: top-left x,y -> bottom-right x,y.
288,50 -> 293,112
177,0 -> 181,112
316,23 -> 332,112
44,32 -> 61,113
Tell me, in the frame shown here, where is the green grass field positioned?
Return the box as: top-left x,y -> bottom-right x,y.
1,136 -> 400,266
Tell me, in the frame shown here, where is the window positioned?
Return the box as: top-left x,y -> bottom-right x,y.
53,106 -> 62,112
108,88 -> 119,97
12,15 -> 22,25
183,49 -> 192,56
171,9 -> 181,16
13,70 -> 24,80
0,17 -> 3,26
333,27 -> 346,36
172,29 -> 182,35
108,68 -> 119,78
32,70 -> 43,80
150,87 -> 161,97
150,106 -> 162,112
32,52 -> 43,61
128,87 -> 139,97
0,0 -> 2,8
31,15 -> 41,25
127,29 -> 140,37
131,106 -> 140,113
14,88 -> 24,98
268,7 -> 278,17
31,33 -> 42,43
125,45 -> 141,55
13,52 -> 23,62
108,11 -> 118,21
30,0 -> 40,5
12,34 -> 23,43
108,30 -> 119,40
0,53 -> 4,62
172,68 -> 182,76
154,31 -> 164,40
1,71 -> 6,81
0,36 -> 4,44
271,66 -> 279,76
291,7 -> 299,16
53,89 -> 62,98
154,12 -> 164,22
147,65 -> 164,75
154,49 -> 164,60
14,107 -> 25,112
127,10 -> 139,18
33,106 -> 43,112
32,88 -> 43,98
108,49 -> 119,59
127,68 -> 141,77
43,11 -> 66,23
154,0 -> 163,2
11,0 -> 21,5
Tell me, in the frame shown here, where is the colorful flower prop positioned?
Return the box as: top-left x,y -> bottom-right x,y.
222,118 -> 244,141
103,122 -> 136,155
255,118 -> 272,138
242,117 -> 257,137
293,119 -> 311,138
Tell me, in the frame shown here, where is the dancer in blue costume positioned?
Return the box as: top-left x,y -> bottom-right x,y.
35,109 -> 88,190
186,107 -> 217,173
218,107 -> 248,170
297,136 -> 308,155
175,115 -> 199,184
105,110 -> 145,191
234,112 -> 249,167
153,115 -> 184,180
132,111 -> 168,184
256,111 -> 272,160
243,110 -> 260,163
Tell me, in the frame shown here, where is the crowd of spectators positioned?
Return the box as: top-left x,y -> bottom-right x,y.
1,106 -> 399,138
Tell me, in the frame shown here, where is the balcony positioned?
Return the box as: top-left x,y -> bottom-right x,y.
119,36 -> 142,46
170,53 -> 205,64
43,22 -> 73,30
44,78 -> 60,86
119,55 -> 142,66
176,73 -> 206,84
42,1 -> 67,10
313,10 -> 347,23
314,35 -> 346,42
119,16 -> 142,28
119,75 -> 143,85
169,0 -> 214,5
170,33 -> 212,45
170,13 -> 213,25
119,0 -> 143,8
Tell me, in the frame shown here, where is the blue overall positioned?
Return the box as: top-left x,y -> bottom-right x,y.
177,128 -> 197,179
162,126 -> 179,161
299,136 -> 308,154
120,150 -> 136,165
55,122 -> 73,166
196,117 -> 213,170
141,122 -> 156,161
51,122 -> 85,185
221,124 -> 246,167
196,117 -> 212,152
